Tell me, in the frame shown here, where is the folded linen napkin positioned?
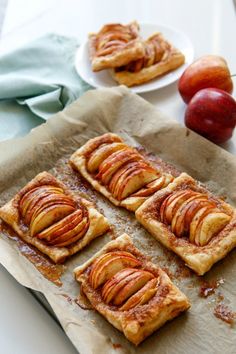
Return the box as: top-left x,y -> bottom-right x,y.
0,33 -> 91,140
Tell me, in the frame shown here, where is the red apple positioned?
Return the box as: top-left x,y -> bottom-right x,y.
184,88 -> 236,144
178,55 -> 233,103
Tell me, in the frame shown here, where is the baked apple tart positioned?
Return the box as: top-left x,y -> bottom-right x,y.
69,133 -> 173,211
0,172 -> 109,263
74,233 -> 190,345
136,173 -> 236,275
112,32 -> 185,87
89,21 -> 145,72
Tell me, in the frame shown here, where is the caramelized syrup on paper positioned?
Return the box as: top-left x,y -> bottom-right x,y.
214,304 -> 236,325
76,286 -> 93,310
199,278 -> 224,298
0,222 -> 65,286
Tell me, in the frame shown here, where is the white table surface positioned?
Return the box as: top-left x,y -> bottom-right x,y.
0,1 -> 235,353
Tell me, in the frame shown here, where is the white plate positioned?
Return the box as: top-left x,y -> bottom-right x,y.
75,23 -> 194,94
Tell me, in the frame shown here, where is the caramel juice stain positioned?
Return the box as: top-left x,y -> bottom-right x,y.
0,222 -> 65,286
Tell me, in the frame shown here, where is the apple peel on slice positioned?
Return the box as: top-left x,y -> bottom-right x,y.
194,211 -> 231,246
30,204 -> 76,236
20,186 -> 64,219
97,149 -> 142,185
36,209 -> 83,241
89,251 -> 141,289
189,206 -> 216,244
25,192 -> 74,225
87,142 -> 127,173
163,190 -> 195,225
102,268 -> 138,304
112,161 -> 153,199
47,215 -> 88,246
184,197 -> 216,231
108,161 -> 143,196
120,278 -> 158,310
112,269 -> 154,306
113,163 -> 158,201
84,133 -> 122,159
171,194 -> 211,236
131,175 -> 173,197
50,218 -> 89,247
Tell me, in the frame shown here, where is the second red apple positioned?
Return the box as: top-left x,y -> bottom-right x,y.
184,88 -> 236,144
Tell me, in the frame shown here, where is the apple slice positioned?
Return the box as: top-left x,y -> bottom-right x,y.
48,216 -> 88,245
171,191 -> 208,237
20,186 -> 63,218
97,149 -> 142,185
28,193 -> 75,224
116,167 -> 158,201
89,251 -> 141,289
170,190 -> 196,220
120,278 -> 158,310
159,193 -> 173,223
189,206 -> 216,243
108,160 -> 143,196
163,190 -> 195,225
50,217 -> 90,247
171,193 -> 206,236
84,134 -> 122,158
36,209 -> 83,241
87,142 -> 127,173
112,161 -> 151,199
194,211 -> 231,246
102,268 -> 138,303
25,191 -> 73,225
112,269 -> 154,306
184,197 -> 215,230
109,160 -> 158,200
30,203 -> 75,236
131,175 -> 173,197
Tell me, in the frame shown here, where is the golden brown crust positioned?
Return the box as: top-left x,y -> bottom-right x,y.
112,32 -> 185,87
89,21 -> 145,72
136,173 -> 236,275
69,133 -> 173,212
74,234 -> 190,345
0,172 -> 110,263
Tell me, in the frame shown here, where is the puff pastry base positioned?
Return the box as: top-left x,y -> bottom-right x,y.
136,173 -> 236,275
0,172 -> 110,263
69,133 -> 173,212
112,32 -> 185,87
74,233 -> 190,345
89,21 -> 145,72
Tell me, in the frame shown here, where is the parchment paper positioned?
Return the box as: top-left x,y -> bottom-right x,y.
0,86 -> 235,354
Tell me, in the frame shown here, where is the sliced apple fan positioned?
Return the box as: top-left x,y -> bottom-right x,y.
74,234 -> 190,345
0,171 -> 109,263
136,173 -> 236,275
69,133 -> 173,211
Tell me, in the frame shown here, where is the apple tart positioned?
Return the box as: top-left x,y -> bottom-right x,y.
111,32 -> 185,87
0,172 -> 110,263
136,173 -> 236,275
74,233 -> 190,345
69,133 -> 174,211
89,21 -> 145,72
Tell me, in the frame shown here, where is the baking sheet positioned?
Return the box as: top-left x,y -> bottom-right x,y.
0,86 -> 235,354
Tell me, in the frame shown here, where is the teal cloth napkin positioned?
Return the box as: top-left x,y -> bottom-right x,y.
0,33 -> 91,140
